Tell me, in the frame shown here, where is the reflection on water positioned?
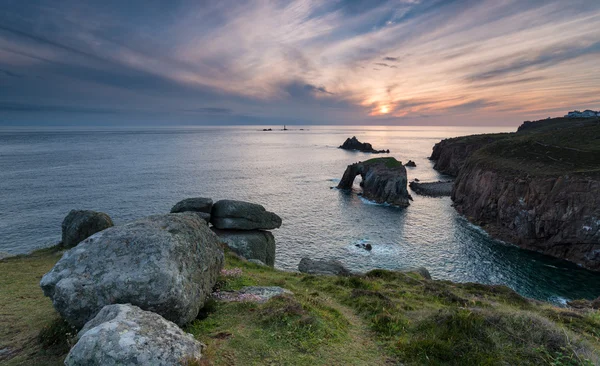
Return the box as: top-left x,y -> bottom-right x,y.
1,125 -> 599,303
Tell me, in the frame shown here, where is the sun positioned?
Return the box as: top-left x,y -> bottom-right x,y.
379,105 -> 390,114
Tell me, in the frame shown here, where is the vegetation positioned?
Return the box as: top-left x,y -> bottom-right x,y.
2,249 -> 600,365
468,117 -> 600,176
363,156 -> 404,168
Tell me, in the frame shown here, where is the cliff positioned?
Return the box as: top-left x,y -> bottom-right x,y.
448,117 -> 600,270
338,157 -> 411,206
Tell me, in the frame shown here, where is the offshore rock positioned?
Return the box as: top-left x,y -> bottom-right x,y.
212,228 -> 276,266
61,210 -> 114,248
337,157 -> 411,207
405,160 -> 417,167
409,180 -> 453,197
298,258 -> 351,276
339,136 -> 389,154
66,304 -> 203,366
211,200 -> 282,230
40,213 -> 224,327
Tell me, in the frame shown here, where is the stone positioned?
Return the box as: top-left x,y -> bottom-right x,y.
170,197 -> 213,214
248,259 -> 267,266
339,136 -> 389,154
405,160 -> 417,167
213,286 -> 292,303
212,228 -> 275,266
298,258 -> 351,276
337,157 -> 411,207
409,180 -> 453,197
61,210 -> 114,248
40,213 -> 224,327
65,304 -> 203,366
211,200 -> 282,230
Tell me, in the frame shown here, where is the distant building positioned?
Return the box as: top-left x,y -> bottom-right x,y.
565,109 -> 600,118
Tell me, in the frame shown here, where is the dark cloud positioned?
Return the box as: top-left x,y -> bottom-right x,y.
184,107 -> 232,114
0,69 -> 24,78
374,62 -> 398,68
466,41 -> 600,82
446,99 -> 498,112
0,102 -> 118,114
382,56 -> 398,62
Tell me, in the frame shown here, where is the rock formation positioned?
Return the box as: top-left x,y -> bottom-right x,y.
339,136 -> 389,154
298,258 -> 351,276
61,210 -> 113,248
432,117 -> 600,270
211,200 -> 282,230
409,181 -> 453,197
337,157 -> 411,207
405,160 -> 416,167
211,229 -> 275,266
66,304 -> 203,366
170,197 -> 213,223
41,213 -> 224,327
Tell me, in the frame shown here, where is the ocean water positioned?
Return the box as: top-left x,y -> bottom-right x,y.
1,125 -> 599,304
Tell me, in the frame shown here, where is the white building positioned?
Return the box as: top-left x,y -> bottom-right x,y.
565,110 -> 600,118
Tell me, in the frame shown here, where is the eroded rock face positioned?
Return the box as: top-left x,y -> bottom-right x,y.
41,213 -> 224,327
211,200 -> 282,230
337,157 -> 411,207
65,304 -> 203,366
171,197 -> 213,214
339,136 -> 389,154
212,229 -> 275,266
61,210 -> 114,248
298,258 -> 351,276
430,135 -> 506,176
453,162 -> 600,271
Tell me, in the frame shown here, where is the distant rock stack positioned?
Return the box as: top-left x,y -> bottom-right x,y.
339,136 -> 390,154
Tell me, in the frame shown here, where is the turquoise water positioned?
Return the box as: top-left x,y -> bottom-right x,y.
1,125 -> 599,304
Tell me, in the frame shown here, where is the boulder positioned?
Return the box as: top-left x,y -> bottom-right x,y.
298,258 -> 351,276
212,229 -> 275,266
61,210 -> 114,248
211,200 -> 282,230
65,304 -> 203,366
170,197 -> 213,215
213,286 -> 292,303
405,160 -> 417,167
40,213 -> 224,327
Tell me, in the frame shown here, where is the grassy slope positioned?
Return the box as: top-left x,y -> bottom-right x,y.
468,118 -> 600,176
2,249 -> 600,365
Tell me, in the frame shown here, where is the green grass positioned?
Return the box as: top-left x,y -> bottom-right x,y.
363,157 -> 403,168
2,249 -> 599,365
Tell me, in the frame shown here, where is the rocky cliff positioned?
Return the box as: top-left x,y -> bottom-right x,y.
447,118 -> 600,270
430,134 -> 508,176
338,157 -> 411,206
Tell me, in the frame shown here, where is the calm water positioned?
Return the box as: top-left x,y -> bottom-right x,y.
1,125 -> 599,304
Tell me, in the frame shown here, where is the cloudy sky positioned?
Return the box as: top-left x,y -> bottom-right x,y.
1,0 -> 600,126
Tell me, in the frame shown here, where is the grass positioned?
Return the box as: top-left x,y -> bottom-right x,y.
2,249 -> 600,365
459,117 -> 600,177
363,157 -> 403,168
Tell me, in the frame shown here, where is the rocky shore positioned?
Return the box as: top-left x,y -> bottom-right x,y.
431,117 -> 600,271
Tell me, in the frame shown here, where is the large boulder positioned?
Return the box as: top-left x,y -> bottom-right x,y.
40,213 -> 224,327
61,210 -> 114,248
65,304 -> 203,366
298,258 -> 351,276
211,200 -> 282,230
171,197 -> 213,214
212,229 -> 275,266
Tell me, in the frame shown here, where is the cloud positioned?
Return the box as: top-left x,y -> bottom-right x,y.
374,62 -> 398,68
382,56 -> 399,62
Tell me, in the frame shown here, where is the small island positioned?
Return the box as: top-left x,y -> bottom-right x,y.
339,136 -> 390,154
337,157 -> 411,206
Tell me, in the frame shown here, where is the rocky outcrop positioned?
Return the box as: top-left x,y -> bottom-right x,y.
212,229 -> 275,266
40,213 -> 224,327
298,258 -> 351,276
171,197 -> 213,214
405,160 -> 416,167
339,136 -> 389,154
409,181 -> 453,197
430,135 -> 507,176
337,157 -> 411,207
66,304 -> 203,366
453,163 -> 600,271
61,210 -> 114,248
213,286 -> 293,303
211,200 -> 282,230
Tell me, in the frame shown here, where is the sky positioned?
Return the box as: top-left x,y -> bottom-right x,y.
1,0 -> 600,126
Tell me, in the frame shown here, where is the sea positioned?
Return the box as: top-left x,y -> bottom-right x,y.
1,125 -> 599,304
